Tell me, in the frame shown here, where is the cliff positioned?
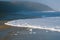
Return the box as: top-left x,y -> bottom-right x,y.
0,1 -> 54,13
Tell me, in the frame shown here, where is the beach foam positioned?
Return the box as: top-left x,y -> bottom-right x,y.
5,17 -> 60,32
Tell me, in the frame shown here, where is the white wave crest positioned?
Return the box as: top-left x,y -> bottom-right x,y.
41,11 -> 56,12
5,17 -> 60,32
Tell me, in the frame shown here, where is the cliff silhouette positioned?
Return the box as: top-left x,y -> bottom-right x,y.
0,1 -> 54,13
0,1 -> 54,20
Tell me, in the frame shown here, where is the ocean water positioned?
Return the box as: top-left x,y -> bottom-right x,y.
1,11 -> 60,20
1,11 -> 60,40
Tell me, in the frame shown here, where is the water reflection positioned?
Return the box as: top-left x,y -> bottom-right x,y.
9,28 -> 36,40
1,27 -> 60,40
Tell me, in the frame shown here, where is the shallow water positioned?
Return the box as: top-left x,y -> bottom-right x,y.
1,11 -> 60,40
0,27 -> 60,40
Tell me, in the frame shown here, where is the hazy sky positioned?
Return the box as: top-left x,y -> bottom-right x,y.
0,0 -> 60,11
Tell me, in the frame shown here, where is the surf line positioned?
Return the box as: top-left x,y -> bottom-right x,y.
5,22 -> 60,32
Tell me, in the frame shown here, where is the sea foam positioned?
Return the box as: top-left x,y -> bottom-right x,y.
5,17 -> 60,32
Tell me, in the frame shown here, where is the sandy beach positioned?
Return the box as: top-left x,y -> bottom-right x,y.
0,20 -> 10,40
0,20 -> 29,40
0,20 -> 11,30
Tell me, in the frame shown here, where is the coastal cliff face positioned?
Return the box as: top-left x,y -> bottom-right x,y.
0,1 -> 54,13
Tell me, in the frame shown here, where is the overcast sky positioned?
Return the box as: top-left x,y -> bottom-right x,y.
0,0 -> 60,11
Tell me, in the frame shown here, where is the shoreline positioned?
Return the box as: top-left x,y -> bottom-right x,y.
0,20 -> 11,30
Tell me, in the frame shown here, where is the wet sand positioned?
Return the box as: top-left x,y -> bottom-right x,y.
0,20 -> 11,30
0,20 -> 11,40
0,20 -> 60,40
0,20 -> 29,40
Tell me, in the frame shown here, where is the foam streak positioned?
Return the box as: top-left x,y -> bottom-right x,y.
5,17 -> 60,32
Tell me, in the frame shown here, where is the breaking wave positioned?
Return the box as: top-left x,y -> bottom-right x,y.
41,11 -> 56,12
5,17 -> 60,32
